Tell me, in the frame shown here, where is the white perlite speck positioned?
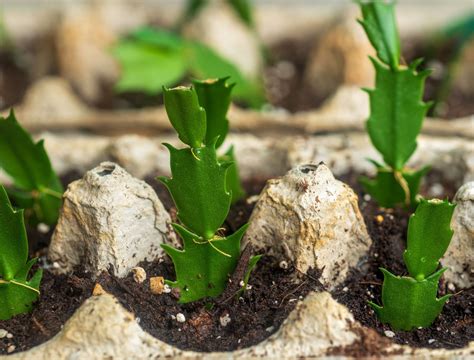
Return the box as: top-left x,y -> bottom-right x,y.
0,329 -> 7,338
176,313 -> 186,323
384,330 -> 395,338
219,314 -> 231,327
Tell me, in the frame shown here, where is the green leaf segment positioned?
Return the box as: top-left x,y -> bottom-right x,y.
0,185 -> 42,320
159,83 -> 248,303
358,0 -> 432,208
369,199 -> 456,330
0,111 -> 63,225
194,77 -> 245,203
113,27 -> 265,108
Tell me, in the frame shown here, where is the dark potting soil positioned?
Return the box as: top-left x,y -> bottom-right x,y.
3,169 -> 470,355
0,270 -> 95,355
99,256 -> 324,352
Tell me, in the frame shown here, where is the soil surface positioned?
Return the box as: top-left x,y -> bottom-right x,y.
0,270 -> 95,355
100,256 -> 323,352
1,169 -> 471,355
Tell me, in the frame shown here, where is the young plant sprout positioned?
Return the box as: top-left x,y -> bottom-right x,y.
0,111 -> 63,225
0,185 -> 42,320
358,0 -> 432,208
159,82 -> 257,303
369,199 -> 456,330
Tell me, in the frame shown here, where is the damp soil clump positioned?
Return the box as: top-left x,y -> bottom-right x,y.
99,256 -> 324,352
332,199 -> 473,352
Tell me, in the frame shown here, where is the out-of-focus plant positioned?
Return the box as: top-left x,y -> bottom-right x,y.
427,15 -> 474,117
113,27 -> 265,108
357,0 -> 431,208
0,184 -> 42,320
0,111 -> 63,225
369,199 -> 455,330
178,0 -> 254,29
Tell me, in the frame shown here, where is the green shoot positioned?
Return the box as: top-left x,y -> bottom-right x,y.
358,0 -> 432,208
113,27 -> 265,108
369,199 -> 456,330
237,254 -> 262,296
0,185 -> 42,320
159,84 -> 250,303
0,110 -> 63,225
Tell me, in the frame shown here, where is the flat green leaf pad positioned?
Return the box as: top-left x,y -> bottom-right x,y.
193,77 -> 234,149
369,268 -> 450,331
404,199 -> 456,280
160,144 -> 231,239
358,0 -> 400,69
0,185 -> 42,320
162,224 -> 247,303
365,58 -> 431,170
163,86 -> 206,148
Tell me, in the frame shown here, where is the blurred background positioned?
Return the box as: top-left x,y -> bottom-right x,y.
1,0 -> 473,120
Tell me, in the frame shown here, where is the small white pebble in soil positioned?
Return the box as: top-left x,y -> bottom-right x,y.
384,330 -> 395,338
279,260 -> 289,269
6,333 -> 13,339
374,253 -> 379,258
436,327 -> 441,331
37,223 -> 50,234
288,298 -> 298,303
238,339 -> 241,344
171,315 -> 176,320
447,283 -> 455,292
176,313 -> 186,323
0,329 -> 7,338
219,313 -> 231,327
53,262 -> 60,269
7,345 -> 15,353
163,284 -> 171,294
428,339 -> 436,344
363,194 -> 371,202
266,326 -> 275,332
216,336 -> 221,340
131,267 -> 147,284
342,287 -> 348,292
